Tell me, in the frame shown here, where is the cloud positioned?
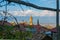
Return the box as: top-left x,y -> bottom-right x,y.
8,10 -> 57,16
40,10 -> 56,16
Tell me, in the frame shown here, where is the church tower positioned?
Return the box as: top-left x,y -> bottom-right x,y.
37,19 -> 39,26
29,16 -> 33,26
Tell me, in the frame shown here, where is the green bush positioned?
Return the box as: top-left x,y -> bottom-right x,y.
0,25 -> 33,40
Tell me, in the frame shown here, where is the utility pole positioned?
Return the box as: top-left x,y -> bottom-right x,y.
56,0 -> 59,40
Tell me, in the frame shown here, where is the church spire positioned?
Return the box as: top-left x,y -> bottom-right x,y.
37,19 -> 39,25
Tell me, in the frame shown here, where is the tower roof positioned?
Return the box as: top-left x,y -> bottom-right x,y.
30,16 -> 32,19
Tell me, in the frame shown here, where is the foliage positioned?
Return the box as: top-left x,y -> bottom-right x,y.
0,25 -> 32,40
26,25 -> 33,28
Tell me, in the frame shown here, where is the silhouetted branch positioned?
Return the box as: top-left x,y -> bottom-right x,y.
6,0 -> 60,11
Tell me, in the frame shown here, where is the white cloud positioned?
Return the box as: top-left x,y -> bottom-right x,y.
8,10 -> 57,16
40,10 -> 56,16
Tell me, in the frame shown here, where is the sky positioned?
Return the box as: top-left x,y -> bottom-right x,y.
0,0 -> 60,26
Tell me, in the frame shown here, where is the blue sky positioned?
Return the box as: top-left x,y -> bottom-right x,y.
0,0 -> 60,26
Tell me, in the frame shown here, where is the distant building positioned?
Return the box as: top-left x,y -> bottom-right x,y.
10,22 -> 16,26
29,16 -> 33,26
37,19 -> 39,26
44,25 -> 55,30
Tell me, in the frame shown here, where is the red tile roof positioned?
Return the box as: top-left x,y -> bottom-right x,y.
50,28 -> 57,33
